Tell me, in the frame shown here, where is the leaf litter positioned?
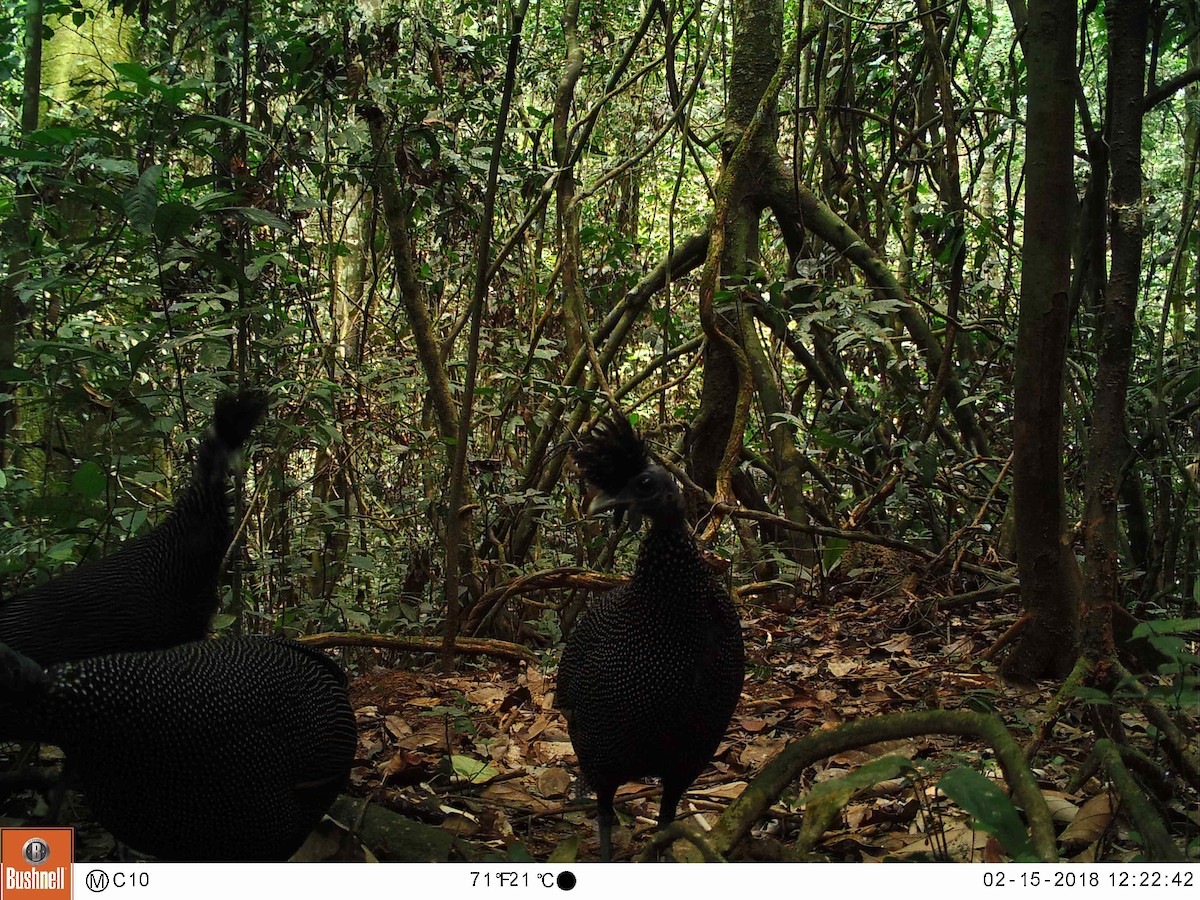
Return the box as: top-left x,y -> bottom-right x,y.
342,550 -> 1197,861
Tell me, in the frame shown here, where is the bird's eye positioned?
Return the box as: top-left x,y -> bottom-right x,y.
635,473 -> 656,494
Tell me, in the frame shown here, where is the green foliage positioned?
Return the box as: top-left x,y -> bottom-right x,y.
1130,619 -> 1200,711
937,766 -> 1037,862
0,0 -> 1193,652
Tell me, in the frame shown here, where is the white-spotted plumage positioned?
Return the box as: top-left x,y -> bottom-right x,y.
557,417 -> 744,860
0,635 -> 356,861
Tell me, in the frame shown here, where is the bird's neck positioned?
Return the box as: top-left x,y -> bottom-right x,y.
633,524 -> 710,591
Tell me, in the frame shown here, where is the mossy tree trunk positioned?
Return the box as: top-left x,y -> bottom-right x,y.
688,0 -> 783,507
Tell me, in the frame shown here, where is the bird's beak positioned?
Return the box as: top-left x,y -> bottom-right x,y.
585,492 -> 624,517
584,492 -> 643,531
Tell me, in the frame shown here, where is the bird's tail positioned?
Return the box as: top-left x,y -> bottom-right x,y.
195,389 -> 269,487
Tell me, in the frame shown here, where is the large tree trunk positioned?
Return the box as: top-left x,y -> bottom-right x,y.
1080,0 -> 1148,658
1003,0 -> 1081,681
689,0 -> 783,493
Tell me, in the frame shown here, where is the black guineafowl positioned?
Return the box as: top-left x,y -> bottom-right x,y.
0,390 -> 268,665
0,635 -> 356,861
556,416 -> 744,860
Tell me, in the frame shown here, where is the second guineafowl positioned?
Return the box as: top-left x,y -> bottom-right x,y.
0,635 -> 357,861
556,416 -> 744,860
0,390 -> 268,665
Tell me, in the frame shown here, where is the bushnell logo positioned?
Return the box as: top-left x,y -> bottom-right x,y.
1,828 -> 73,898
21,839 -> 50,867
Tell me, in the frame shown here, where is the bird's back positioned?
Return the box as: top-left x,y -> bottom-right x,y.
2,635 -> 356,861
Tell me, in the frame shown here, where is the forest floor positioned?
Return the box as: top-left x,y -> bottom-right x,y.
6,547 -> 1192,862
344,545 -> 1198,863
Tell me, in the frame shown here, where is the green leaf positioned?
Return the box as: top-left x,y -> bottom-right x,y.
938,766 -> 1036,860
823,536 -> 848,571
0,144 -> 58,162
188,114 -> 270,142
210,613 -> 238,631
506,843 -> 535,862
46,540 -> 78,561
1131,618 -> 1199,640
153,200 -> 202,242
71,461 -> 107,499
112,61 -> 155,91
28,126 -> 84,146
547,835 -> 579,863
811,429 -> 856,453
224,206 -> 293,233
126,335 -> 160,376
124,165 -> 162,234
110,62 -> 195,106
447,755 -> 499,783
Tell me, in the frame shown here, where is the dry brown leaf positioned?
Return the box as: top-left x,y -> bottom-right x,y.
1041,791 -> 1081,824
878,635 -> 913,653
441,810 -> 481,836
1060,793 -> 1115,845
983,834 -> 1006,863
466,686 -> 507,707
523,714 -> 553,742
738,734 -> 786,768
483,733 -> 511,763
898,822 -> 988,860
535,740 -> 576,763
698,781 -> 748,801
383,714 -> 411,739
481,781 -> 557,814
827,659 -> 860,677
536,767 -> 572,799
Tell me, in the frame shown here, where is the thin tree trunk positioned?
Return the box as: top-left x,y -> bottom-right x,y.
1003,0 -> 1081,681
440,0 -> 528,670
1080,0 -> 1148,658
362,108 -> 458,439
0,0 -> 43,467
689,0 -> 783,496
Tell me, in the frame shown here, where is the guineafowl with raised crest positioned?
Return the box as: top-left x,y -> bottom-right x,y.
556,416 -> 744,860
0,390 -> 269,665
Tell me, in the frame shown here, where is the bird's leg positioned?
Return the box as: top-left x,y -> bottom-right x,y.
658,779 -> 685,832
647,779 -> 688,861
596,791 -> 616,862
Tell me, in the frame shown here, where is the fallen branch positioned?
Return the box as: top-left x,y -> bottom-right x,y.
706,709 -> 1057,862
937,581 -> 1020,611
1090,739 -> 1186,861
466,567 -> 627,635
1114,662 -> 1200,793
298,632 -> 540,667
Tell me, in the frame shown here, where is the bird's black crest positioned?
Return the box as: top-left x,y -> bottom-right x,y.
212,389 -> 270,451
574,416 -> 648,496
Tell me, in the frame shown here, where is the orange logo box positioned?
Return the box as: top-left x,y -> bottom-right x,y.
0,829 -> 72,900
